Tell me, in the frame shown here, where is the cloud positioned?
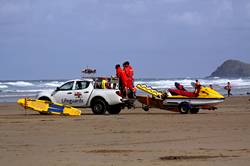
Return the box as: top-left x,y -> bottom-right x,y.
168,11 -> 202,26
214,0 -> 233,18
0,0 -> 33,16
246,2 -> 250,18
121,0 -> 147,15
157,0 -> 188,3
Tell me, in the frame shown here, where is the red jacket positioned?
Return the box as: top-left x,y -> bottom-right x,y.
124,65 -> 134,80
116,67 -> 128,87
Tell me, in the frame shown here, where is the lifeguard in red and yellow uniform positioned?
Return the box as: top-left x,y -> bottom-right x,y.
115,64 -> 128,98
123,61 -> 136,97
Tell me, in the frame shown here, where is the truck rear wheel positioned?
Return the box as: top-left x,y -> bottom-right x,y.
91,98 -> 107,115
107,105 -> 121,114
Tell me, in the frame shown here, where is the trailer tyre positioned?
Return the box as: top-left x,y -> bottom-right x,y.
142,105 -> 149,111
178,102 -> 191,114
190,108 -> 199,114
91,98 -> 107,115
107,105 -> 121,114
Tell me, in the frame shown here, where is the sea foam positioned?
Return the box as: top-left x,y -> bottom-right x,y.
5,81 -> 34,87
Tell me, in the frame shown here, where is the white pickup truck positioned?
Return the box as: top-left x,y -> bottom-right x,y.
37,79 -> 124,115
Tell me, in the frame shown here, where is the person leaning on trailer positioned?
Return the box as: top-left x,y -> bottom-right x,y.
115,64 -> 128,98
123,61 -> 136,97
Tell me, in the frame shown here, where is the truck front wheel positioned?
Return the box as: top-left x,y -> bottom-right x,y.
38,97 -> 51,115
91,98 -> 107,115
107,105 -> 121,114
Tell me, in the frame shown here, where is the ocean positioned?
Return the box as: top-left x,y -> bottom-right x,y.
0,77 -> 250,102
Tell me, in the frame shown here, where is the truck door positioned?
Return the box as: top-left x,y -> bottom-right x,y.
53,81 -> 76,105
73,81 -> 91,107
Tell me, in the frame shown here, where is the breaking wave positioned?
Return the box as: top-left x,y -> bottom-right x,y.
0,85 -> 8,89
0,78 -> 249,102
5,81 -> 34,87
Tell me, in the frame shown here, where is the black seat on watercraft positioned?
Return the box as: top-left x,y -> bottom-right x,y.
175,82 -> 186,91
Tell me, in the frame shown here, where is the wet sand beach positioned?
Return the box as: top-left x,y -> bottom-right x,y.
0,96 -> 250,166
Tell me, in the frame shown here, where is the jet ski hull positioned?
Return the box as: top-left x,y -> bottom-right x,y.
163,97 -> 225,107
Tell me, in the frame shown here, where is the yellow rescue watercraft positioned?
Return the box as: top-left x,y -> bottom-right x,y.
17,98 -> 81,116
136,83 -> 225,114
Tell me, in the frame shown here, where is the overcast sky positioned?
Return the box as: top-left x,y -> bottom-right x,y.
1,0 -> 250,80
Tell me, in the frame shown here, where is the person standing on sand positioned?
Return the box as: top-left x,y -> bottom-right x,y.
123,61 -> 136,98
123,61 -> 134,84
115,64 -> 128,98
224,82 -> 232,97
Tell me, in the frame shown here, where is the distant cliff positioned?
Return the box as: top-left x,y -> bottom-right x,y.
210,59 -> 250,77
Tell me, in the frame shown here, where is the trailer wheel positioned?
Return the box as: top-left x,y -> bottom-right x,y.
91,98 -> 107,115
178,102 -> 191,114
107,105 -> 121,114
190,108 -> 199,114
142,105 -> 149,112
